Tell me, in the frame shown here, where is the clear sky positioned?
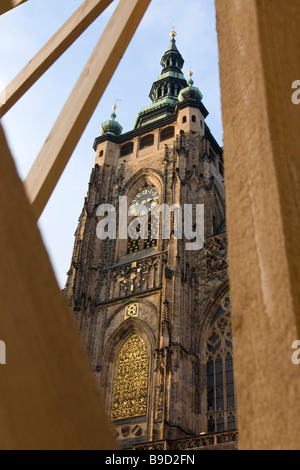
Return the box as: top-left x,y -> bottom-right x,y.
0,0 -> 222,288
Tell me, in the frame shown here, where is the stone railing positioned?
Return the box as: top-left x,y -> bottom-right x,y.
98,251 -> 168,302
133,430 -> 238,451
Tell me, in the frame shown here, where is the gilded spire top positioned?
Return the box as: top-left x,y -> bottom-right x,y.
100,100 -> 123,136
170,24 -> 177,39
111,99 -> 122,119
188,70 -> 194,86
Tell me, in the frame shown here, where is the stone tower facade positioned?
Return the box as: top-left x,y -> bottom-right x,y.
65,30 -> 238,450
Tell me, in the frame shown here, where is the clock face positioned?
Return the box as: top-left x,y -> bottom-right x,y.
129,188 -> 159,216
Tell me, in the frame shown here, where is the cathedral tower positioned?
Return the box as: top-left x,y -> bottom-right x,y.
65,29 -> 237,450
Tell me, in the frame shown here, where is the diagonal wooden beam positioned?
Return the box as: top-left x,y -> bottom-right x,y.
0,0 -> 114,117
25,0 -> 151,219
0,122 -> 117,449
0,0 -> 27,16
215,0 -> 300,450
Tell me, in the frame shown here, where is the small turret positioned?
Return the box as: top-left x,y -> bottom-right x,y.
178,71 -> 203,103
100,104 -> 123,136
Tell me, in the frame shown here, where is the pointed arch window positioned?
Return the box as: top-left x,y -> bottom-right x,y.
111,335 -> 149,421
205,295 -> 237,433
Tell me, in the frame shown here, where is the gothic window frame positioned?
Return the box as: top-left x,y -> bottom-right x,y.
205,294 -> 237,433
198,292 -> 237,435
99,317 -> 155,434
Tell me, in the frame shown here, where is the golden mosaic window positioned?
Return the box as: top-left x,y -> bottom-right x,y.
111,335 -> 149,421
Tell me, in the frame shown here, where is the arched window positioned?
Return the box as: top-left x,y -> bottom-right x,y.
140,134 -> 154,151
111,335 -> 149,421
120,142 -> 134,158
192,115 -> 197,123
182,116 -> 187,124
206,295 -> 237,433
99,150 -> 104,157
160,126 -> 175,142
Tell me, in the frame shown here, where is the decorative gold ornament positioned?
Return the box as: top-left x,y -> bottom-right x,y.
170,24 -> 177,39
125,302 -> 139,320
111,335 -> 149,421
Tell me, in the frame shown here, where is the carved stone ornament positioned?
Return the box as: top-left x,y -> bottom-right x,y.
125,302 -> 139,320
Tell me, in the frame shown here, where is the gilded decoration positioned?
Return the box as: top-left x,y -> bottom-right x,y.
111,335 -> 149,421
125,303 -> 139,320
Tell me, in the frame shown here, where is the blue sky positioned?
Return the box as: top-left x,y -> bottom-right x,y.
0,0 -> 222,287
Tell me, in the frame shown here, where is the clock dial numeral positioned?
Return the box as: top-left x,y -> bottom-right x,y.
129,188 -> 159,215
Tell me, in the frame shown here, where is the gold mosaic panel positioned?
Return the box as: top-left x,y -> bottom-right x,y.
111,335 -> 149,421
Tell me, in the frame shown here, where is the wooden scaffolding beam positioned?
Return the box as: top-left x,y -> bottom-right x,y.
0,0 -> 27,16
24,0 -> 151,219
215,0 -> 300,450
0,0 -> 113,117
0,123 -> 116,450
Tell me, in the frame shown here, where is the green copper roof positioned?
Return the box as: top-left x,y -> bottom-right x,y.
178,74 -> 203,103
99,30 -> 206,133
134,32 -> 189,128
100,108 -> 123,136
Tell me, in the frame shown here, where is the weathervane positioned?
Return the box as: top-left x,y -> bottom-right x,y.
111,98 -> 122,118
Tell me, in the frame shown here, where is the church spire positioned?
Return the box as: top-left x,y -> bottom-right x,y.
149,29 -> 187,104
134,30 -> 188,128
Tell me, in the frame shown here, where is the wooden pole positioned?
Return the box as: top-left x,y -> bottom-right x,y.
0,0 -> 27,16
0,0 -> 114,117
25,0 -> 152,219
0,123 -> 117,450
215,0 -> 300,450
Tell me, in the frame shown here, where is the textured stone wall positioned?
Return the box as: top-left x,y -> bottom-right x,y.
66,108 -> 232,447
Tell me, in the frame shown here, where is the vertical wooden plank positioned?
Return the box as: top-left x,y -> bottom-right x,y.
215,0 -> 300,450
0,0 -> 27,16
25,0 -> 152,219
0,123 -> 116,450
0,0 -> 114,117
